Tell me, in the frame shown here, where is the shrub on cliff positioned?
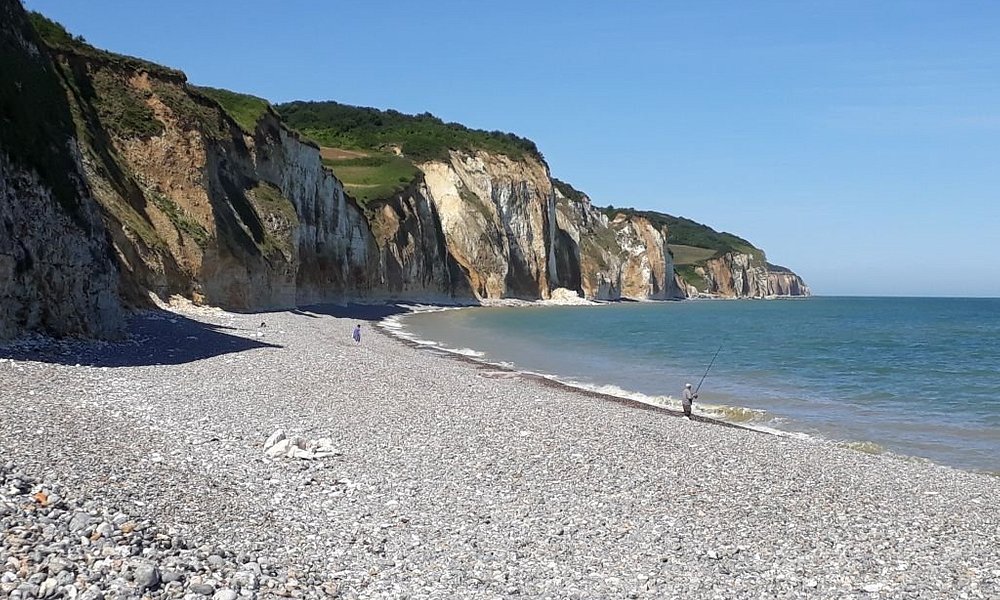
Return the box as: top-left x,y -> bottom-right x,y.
603,207 -> 758,259
195,86 -> 271,133
275,101 -> 543,163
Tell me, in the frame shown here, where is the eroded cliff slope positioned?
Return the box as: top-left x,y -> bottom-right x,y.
33,21 -> 386,310
607,207 -> 810,299
553,183 -> 682,300
0,0 -> 122,339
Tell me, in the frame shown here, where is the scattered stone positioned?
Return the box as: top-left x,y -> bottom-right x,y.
189,582 -> 215,595
133,564 -> 160,590
263,432 -> 341,460
263,430 -> 286,451
212,588 -> 237,600
161,570 -> 184,583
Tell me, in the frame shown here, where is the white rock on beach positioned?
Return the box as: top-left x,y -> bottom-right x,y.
264,431 -> 341,460
263,438 -> 292,458
263,429 -> 286,450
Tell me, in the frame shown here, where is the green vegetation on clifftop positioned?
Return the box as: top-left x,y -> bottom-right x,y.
1,8 -> 84,219
552,178 -> 587,202
28,12 -> 183,80
276,101 -> 543,163
669,244 -> 718,266
319,149 -> 420,206
603,206 -> 760,259
195,86 -> 271,133
277,100 -> 544,204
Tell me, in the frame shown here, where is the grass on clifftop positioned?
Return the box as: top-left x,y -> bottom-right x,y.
195,86 -> 271,133
28,12 -> 183,80
604,206 -> 760,260
669,244 -> 718,266
552,178 -> 588,202
276,101 -> 543,164
320,148 -> 420,205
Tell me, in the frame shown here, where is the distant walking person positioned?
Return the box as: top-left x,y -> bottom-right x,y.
352,324 -> 362,344
682,383 -> 697,418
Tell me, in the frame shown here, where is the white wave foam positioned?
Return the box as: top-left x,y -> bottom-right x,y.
379,315 -> 404,330
451,347 -> 486,358
378,304 -> 823,445
555,380 -> 676,409
379,308 -> 494,359
742,423 -> 817,441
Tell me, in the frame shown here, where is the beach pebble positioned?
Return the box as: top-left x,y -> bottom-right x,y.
133,564 -> 160,589
212,588 -> 237,600
189,582 -> 215,595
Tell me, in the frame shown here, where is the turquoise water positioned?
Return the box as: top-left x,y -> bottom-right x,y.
396,297 -> 1000,473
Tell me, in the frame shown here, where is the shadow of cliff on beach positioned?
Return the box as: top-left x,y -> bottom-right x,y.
0,311 -> 281,368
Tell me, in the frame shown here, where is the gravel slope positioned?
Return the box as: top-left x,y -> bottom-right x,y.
2,305 -> 997,599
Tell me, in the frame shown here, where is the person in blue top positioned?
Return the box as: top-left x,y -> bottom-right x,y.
352,324 -> 362,344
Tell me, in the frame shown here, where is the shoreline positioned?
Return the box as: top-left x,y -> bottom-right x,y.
5,297 -> 996,476
381,301 -> 999,477
376,311 -> 765,434
2,303 -> 998,598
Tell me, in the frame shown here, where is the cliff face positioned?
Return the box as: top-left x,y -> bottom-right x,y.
767,269 -> 809,297
554,190 -> 683,300
250,114 -> 377,305
684,252 -> 811,298
42,36 -> 559,309
2,9 -> 808,337
42,43 -> 387,310
366,182 -> 468,302
0,0 -> 122,339
420,151 -> 555,300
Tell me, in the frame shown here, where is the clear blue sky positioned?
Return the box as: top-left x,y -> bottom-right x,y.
24,0 -> 1000,296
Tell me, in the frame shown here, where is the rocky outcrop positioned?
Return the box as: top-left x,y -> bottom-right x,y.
420,151 -> 556,300
0,0 -> 122,339
553,189 -> 683,300
685,252 -> 810,298
766,265 -> 810,297
366,182 -> 469,302
250,114 -> 377,305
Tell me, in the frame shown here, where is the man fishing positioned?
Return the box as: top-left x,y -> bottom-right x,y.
683,342 -> 722,419
682,383 -> 697,418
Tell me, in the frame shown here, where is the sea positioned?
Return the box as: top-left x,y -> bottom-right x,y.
386,297 -> 1000,474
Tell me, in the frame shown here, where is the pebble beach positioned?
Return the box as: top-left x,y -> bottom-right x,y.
1,305 -> 998,599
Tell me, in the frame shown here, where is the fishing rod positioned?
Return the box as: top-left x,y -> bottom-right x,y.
694,342 -> 723,395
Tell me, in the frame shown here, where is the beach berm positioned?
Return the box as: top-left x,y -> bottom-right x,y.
1,305 -> 997,598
